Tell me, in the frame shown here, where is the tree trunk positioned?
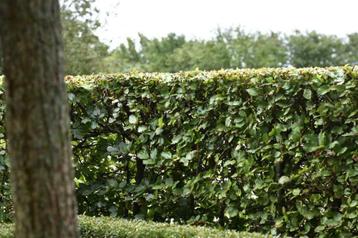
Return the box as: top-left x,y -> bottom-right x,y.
0,1 -> 79,237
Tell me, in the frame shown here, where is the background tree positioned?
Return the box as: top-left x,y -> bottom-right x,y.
221,28 -> 287,68
0,0 -> 78,237
287,31 -> 346,67
1,2 -> 357,76
345,33 -> 358,64
169,39 -> 231,71
103,29 -> 357,73
62,10 -> 109,75
104,38 -> 142,72
61,0 -> 109,75
138,33 -> 187,72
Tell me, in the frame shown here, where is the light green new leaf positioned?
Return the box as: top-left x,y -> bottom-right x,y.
246,88 -> 259,96
129,114 -> 138,124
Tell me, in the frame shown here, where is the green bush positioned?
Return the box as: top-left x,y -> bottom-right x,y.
0,216 -> 267,238
0,67 -> 357,237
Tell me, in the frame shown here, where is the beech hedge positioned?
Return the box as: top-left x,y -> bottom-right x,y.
0,67 -> 358,237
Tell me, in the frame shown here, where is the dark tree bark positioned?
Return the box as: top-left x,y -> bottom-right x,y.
0,1 -> 79,237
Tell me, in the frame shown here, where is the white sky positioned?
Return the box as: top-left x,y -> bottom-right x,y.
95,0 -> 358,48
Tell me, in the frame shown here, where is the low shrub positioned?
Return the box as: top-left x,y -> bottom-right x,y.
0,216 -> 268,238
0,223 -> 11,238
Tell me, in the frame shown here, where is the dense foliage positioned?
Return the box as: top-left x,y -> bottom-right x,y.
1,67 -> 358,237
0,216 -> 267,238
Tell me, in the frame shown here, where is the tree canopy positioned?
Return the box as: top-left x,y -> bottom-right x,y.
0,1 -> 357,75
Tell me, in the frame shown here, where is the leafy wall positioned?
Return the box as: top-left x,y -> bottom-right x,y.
1,67 -> 358,236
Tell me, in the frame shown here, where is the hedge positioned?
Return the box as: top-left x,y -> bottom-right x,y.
0,67 -> 358,237
0,216 -> 267,238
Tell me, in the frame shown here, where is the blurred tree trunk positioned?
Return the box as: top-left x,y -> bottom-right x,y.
0,1 -> 79,237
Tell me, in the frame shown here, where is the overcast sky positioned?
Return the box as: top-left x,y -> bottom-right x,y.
95,0 -> 358,48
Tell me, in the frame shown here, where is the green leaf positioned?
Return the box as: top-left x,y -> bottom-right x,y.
303,89 -> 312,100
138,126 -> 147,133
138,150 -> 149,160
278,176 -> 290,185
225,117 -> 232,127
292,188 -> 301,196
91,121 -> 98,129
150,148 -> 158,159
180,151 -> 196,166
317,85 -> 331,95
318,132 -> 328,146
129,114 -> 138,124
171,135 -> 181,144
157,117 -> 165,128
246,88 -> 258,96
161,151 -> 172,159
106,146 -> 118,153
143,159 -> 156,165
224,206 -> 238,218
303,134 -> 323,152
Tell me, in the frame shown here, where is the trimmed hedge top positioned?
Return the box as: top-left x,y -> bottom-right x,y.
64,66 -> 358,87
0,216 -> 268,238
0,66 -> 357,237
